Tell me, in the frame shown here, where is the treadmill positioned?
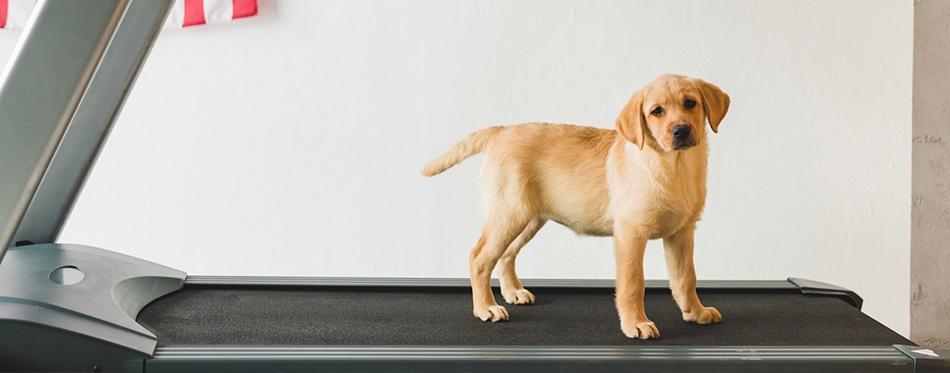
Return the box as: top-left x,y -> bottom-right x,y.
0,1 -> 948,372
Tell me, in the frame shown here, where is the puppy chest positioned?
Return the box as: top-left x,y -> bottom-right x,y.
623,189 -> 704,238
650,204 -> 694,238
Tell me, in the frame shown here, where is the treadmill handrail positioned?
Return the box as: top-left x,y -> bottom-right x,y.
9,0 -> 174,248
0,0 -> 130,262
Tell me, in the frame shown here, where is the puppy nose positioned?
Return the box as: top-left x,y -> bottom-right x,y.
672,125 -> 691,140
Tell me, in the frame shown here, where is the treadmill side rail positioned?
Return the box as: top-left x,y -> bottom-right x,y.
789,277 -> 864,310
145,345 -> 916,373
184,275 -> 800,289
0,244 -> 186,372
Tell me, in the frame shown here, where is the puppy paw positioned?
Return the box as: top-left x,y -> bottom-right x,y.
682,306 -> 722,324
502,288 -> 536,305
474,305 -> 509,322
621,319 -> 660,339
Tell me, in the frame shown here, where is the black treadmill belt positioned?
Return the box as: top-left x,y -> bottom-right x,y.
137,286 -> 913,347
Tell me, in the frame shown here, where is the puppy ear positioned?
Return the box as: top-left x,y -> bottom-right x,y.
616,90 -> 646,150
696,80 -> 730,133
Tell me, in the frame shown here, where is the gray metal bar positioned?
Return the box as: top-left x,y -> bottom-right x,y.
11,0 -> 174,247
0,0 -> 130,262
152,345 -> 912,359
185,275 -> 799,289
147,345 -> 915,373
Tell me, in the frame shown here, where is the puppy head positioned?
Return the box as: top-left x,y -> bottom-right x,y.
616,74 -> 730,151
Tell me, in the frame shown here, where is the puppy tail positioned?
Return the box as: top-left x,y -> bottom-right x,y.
422,126 -> 502,177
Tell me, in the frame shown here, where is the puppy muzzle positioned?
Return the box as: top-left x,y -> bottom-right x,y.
671,125 -> 696,150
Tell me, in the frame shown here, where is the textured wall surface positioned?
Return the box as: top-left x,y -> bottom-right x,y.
0,1 -> 912,335
912,0 -> 950,349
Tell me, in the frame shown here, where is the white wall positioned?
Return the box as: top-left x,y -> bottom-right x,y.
0,1 -> 912,335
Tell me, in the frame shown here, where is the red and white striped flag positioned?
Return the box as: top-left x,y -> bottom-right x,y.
164,0 -> 257,28
0,0 -> 31,30
1,0 -> 257,30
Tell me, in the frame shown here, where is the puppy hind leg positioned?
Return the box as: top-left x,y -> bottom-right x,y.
498,217 -> 546,305
470,214 -> 531,322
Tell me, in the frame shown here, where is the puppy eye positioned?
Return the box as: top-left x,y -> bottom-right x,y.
650,107 -> 664,116
684,99 -> 697,109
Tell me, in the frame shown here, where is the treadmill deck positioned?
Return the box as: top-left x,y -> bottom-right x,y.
137,282 -> 912,347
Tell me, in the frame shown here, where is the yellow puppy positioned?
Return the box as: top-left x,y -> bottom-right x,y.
423,74 -> 729,339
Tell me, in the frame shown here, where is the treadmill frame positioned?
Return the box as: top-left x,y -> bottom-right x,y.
0,1 -> 947,372
139,276 -> 936,373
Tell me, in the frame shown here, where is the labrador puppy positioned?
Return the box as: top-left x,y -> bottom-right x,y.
423,74 -> 729,339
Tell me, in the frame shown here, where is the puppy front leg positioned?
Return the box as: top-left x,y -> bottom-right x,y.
663,224 -> 722,324
614,221 -> 659,339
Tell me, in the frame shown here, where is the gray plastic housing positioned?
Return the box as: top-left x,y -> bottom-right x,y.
0,244 -> 185,372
